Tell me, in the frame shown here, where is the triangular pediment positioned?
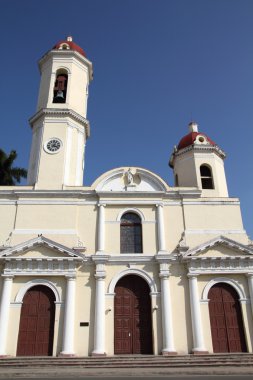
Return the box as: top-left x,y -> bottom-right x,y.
0,236 -> 85,260
183,236 -> 253,258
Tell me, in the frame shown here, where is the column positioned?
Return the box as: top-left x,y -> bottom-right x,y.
97,203 -> 106,253
92,272 -> 106,356
60,276 -> 76,356
188,274 -> 208,354
156,204 -> 166,252
159,272 -> 177,355
0,276 -> 13,356
247,273 -> 253,317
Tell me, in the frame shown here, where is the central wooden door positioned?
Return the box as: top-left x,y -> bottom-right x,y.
114,275 -> 153,354
208,283 -> 247,353
17,285 -> 55,356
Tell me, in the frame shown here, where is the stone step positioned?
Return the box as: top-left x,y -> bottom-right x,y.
1,354 -> 253,369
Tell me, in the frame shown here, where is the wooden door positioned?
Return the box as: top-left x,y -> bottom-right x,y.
114,275 -> 153,354
17,285 -> 55,356
208,283 -> 247,353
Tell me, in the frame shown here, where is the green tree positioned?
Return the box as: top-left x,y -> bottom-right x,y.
0,149 -> 27,185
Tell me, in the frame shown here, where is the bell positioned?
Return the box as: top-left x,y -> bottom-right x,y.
53,90 -> 65,103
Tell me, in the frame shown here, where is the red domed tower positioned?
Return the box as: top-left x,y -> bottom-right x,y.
169,122 -> 228,197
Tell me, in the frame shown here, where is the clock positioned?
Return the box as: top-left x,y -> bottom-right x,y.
44,138 -> 62,154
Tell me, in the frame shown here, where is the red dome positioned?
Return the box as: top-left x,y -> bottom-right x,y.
178,131 -> 216,150
53,37 -> 86,57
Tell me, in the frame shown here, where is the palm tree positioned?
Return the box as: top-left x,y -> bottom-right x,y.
0,149 -> 27,185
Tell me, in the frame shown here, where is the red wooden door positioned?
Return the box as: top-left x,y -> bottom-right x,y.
114,275 -> 153,354
208,283 -> 247,353
17,285 -> 55,356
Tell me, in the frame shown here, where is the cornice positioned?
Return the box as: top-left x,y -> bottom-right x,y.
0,189 -> 96,199
187,256 -> 253,275
174,144 -> 226,160
0,236 -> 86,260
29,108 -> 90,138
182,235 -> 253,258
108,254 -> 156,264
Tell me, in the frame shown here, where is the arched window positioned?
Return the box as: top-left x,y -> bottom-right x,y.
53,70 -> 68,103
120,212 -> 143,253
200,164 -> 214,189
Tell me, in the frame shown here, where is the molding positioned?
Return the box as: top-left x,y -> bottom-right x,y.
108,254 -> 156,264
201,277 -> 246,301
15,279 -> 61,303
185,229 -> 246,235
0,189 -> 95,198
105,220 -> 156,224
108,268 -> 158,294
182,200 -> 240,206
0,236 -> 85,259
12,229 -> 77,235
15,200 -> 96,205
116,208 -> 145,222
63,125 -> 73,185
173,144 -> 226,159
29,108 -> 90,138
187,257 -> 253,275
183,235 -> 253,257
2,257 -> 79,276
93,167 -> 168,192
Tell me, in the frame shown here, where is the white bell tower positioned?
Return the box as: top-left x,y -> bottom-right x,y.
169,122 -> 229,197
27,37 -> 93,189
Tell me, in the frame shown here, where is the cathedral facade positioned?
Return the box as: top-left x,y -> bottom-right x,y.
0,37 -> 252,357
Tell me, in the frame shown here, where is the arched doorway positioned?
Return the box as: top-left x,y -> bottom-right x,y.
208,283 -> 247,353
114,275 -> 153,354
17,285 -> 55,356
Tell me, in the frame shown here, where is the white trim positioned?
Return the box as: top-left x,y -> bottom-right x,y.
14,200 -> 96,205
182,200 -> 240,206
75,130 -> 84,185
108,268 -> 157,294
15,279 -> 60,303
94,167 -> 167,192
52,65 -> 71,74
105,220 -> 156,224
183,236 -> 253,257
202,277 -> 246,301
64,126 -> 72,185
27,123 -> 43,185
0,236 -> 85,259
185,229 -> 246,235
116,208 -> 145,222
108,255 -> 155,264
12,229 -> 76,235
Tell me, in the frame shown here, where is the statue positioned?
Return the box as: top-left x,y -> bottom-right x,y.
126,168 -> 134,185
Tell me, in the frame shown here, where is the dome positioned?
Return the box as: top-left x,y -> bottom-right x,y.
177,122 -> 216,150
53,36 -> 86,57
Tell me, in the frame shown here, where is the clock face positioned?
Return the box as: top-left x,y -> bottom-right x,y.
44,138 -> 62,154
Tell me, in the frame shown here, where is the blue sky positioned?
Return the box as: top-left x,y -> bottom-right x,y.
1,0 -> 253,238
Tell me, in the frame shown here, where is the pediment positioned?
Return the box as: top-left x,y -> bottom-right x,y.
183,236 -> 253,258
0,236 -> 84,260
92,167 -> 168,192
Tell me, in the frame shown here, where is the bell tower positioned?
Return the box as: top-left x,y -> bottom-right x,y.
27,37 -> 93,189
169,122 -> 228,197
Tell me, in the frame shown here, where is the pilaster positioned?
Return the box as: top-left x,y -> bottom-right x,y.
59,275 -> 76,356
188,274 -> 208,354
0,276 -> 13,356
